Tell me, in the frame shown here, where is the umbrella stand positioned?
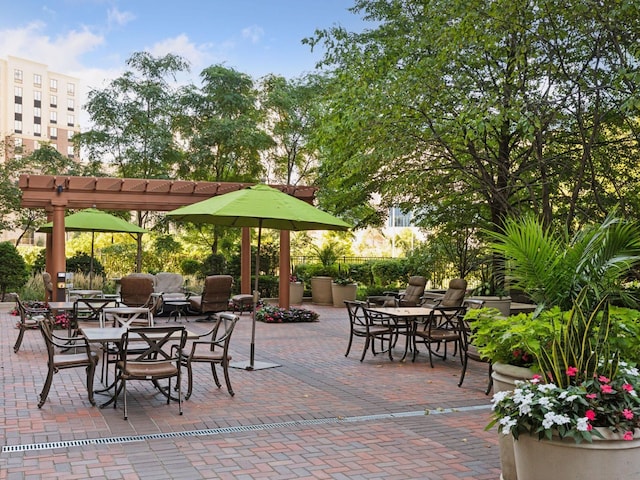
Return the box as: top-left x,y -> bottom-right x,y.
230,219 -> 280,371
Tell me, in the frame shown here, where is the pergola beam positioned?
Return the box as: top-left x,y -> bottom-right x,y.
19,174 -> 316,305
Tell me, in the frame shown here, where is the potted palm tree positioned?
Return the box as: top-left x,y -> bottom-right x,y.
310,242 -> 343,305
469,213 -> 640,480
331,266 -> 357,307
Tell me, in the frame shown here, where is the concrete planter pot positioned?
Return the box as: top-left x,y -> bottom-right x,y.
492,363 -> 535,480
514,428 -> 640,480
289,282 -> 304,304
468,295 -> 512,316
311,276 -> 333,305
331,283 -> 357,307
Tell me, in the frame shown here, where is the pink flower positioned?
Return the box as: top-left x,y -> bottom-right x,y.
598,375 -> 610,383
623,409 -> 634,420
531,374 -> 542,384
624,431 -> 634,441
566,366 -> 578,377
601,385 -> 614,394
623,383 -> 634,393
586,393 -> 597,399
585,410 -> 596,421
587,424 -> 593,431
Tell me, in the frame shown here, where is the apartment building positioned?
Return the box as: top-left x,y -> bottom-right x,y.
0,55 -> 80,162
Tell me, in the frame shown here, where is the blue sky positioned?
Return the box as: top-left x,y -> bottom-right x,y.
0,0 -> 368,116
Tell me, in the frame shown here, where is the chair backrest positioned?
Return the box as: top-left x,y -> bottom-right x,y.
345,300 -> 368,329
439,278 -> 468,307
38,316 -> 56,361
120,274 -> 155,307
42,273 -> 54,302
155,272 -> 184,295
73,298 -> 119,327
400,276 -> 427,306
120,326 -> 187,367
13,293 -> 49,325
206,313 -> 239,354
200,275 -> 233,314
106,307 -> 154,328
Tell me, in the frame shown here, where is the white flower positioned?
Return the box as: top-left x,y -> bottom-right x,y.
537,383 -> 558,393
541,412 -> 571,429
576,417 -> 590,432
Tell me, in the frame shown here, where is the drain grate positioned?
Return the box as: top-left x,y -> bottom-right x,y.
2,404 -> 490,454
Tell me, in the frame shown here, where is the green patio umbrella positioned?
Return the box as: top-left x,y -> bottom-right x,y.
38,208 -> 148,288
166,184 -> 351,370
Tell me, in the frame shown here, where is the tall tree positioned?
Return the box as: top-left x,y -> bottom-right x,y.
77,52 -> 189,268
174,65 -> 273,253
260,74 -> 326,186
307,0 -> 640,234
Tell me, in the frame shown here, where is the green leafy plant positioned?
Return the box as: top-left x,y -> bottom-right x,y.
332,265 -> 355,286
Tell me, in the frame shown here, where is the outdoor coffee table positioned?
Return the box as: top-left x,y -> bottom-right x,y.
164,300 -> 190,322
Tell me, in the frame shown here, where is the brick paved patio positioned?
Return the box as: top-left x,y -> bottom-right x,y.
0,301 -> 501,479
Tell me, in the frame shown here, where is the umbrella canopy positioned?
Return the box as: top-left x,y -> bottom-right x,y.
38,208 -> 147,288
165,184 -> 352,231
166,184 -> 351,370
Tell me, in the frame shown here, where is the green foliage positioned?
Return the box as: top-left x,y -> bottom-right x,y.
201,253 -> 227,277
0,241 -> 29,300
467,308 -> 547,367
180,259 -> 201,276
489,213 -> 640,311
256,304 -> 319,323
310,241 -> 344,268
370,259 -> 408,287
66,252 -> 105,276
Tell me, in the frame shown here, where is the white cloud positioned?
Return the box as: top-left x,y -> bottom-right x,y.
107,7 -> 135,28
241,25 -> 264,44
147,33 -> 218,74
0,22 -> 104,72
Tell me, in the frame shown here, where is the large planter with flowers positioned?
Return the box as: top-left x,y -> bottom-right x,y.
513,427 -> 640,480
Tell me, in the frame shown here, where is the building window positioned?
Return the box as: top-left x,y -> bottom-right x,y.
50,111 -> 57,124
34,124 -> 41,136
49,127 -> 57,139
34,74 -> 42,86
67,145 -> 75,157
67,114 -> 74,126
14,69 -> 23,82
67,130 -> 74,140
14,120 -> 22,133
67,98 -> 74,111
34,107 -> 41,118
50,78 -> 57,91
14,112 -> 22,121
34,141 -> 40,150
67,83 -> 75,95
14,103 -> 22,114
50,95 -> 57,108
14,86 -> 22,97
14,137 -> 23,147
34,91 -> 41,101
51,143 -> 57,151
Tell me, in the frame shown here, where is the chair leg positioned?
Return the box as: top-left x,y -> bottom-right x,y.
222,362 -> 234,396
458,355 -> 469,388
344,333 -> 354,357
86,363 -> 97,406
185,362 -> 194,400
360,336 -> 371,362
210,363 -> 222,388
485,363 -> 494,395
13,327 -> 25,353
38,366 -> 54,408
123,379 -> 128,420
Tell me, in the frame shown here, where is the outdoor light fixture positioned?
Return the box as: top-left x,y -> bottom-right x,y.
56,185 -> 63,194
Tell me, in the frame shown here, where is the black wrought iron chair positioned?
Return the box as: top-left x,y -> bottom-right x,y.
412,305 -> 466,367
38,317 -> 98,408
180,313 -> 239,398
344,300 -> 395,362
12,293 -> 49,353
457,299 -> 493,394
113,326 -> 187,420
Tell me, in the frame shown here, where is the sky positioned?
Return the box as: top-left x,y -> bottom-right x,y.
0,0 -> 369,124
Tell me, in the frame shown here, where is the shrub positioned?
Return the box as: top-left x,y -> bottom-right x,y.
255,304 -> 319,323
0,241 -> 29,300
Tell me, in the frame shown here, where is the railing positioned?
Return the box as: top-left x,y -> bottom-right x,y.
290,256 -> 392,267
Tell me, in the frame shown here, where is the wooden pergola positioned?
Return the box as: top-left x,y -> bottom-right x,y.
19,174 -> 318,305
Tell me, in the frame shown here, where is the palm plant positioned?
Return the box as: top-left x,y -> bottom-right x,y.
488,213 -> 640,311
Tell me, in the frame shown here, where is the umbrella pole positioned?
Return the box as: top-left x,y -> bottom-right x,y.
249,221 -> 261,370
89,232 -> 95,289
